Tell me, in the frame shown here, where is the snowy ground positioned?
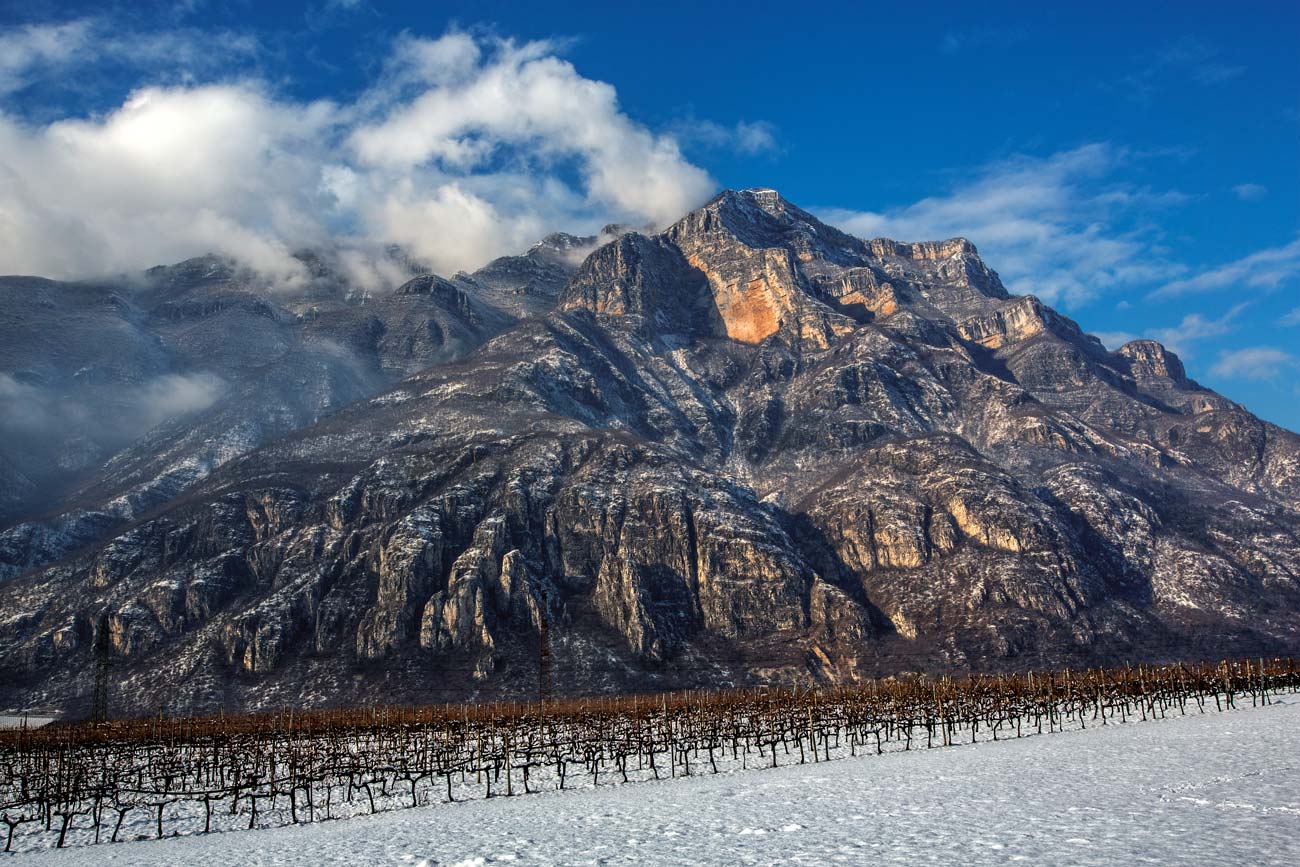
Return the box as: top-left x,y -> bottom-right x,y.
10,698 -> 1300,866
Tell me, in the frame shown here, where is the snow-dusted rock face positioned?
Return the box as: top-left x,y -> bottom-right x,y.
2,189 -> 1299,715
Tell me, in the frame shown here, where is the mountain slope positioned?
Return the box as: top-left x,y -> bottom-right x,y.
0,248 -> 579,580
2,189 -> 1298,715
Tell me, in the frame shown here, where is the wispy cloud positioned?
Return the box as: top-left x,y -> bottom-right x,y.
1100,303 -> 1254,359
1282,307 -> 1300,327
0,17 -> 262,98
667,117 -> 781,156
1094,331 -> 1139,350
0,370 -> 224,441
1209,347 -> 1299,381
1231,182 -> 1267,201
816,143 -> 1188,307
1148,302 -> 1249,358
304,0 -> 377,32
1113,37 -> 1245,102
939,26 -> 1026,56
0,26 -> 716,285
1150,236 -> 1300,299
0,20 -> 94,95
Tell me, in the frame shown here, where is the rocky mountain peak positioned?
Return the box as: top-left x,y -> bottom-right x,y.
712,187 -> 803,224
554,192 -> 857,347
143,254 -> 241,288
1116,339 -> 1189,384
600,223 -> 634,239
533,232 -> 592,254
558,232 -> 714,336
562,188 -> 1015,348
669,188 -> 860,257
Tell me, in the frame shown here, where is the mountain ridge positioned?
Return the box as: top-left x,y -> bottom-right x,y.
1,187 -> 1298,716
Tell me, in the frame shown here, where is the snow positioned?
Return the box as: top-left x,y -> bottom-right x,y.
11,698 -> 1300,866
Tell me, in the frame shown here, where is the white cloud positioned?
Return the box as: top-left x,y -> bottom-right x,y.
1099,303 -> 1257,361
672,118 -> 780,156
349,34 -> 713,229
1147,302 -> 1249,358
1094,331 -> 1139,350
1209,347 -> 1298,381
1281,307 -> 1300,327
1153,39 -> 1244,85
734,121 -> 779,155
0,17 -> 261,98
1114,37 -> 1245,102
0,20 -> 94,95
136,372 -> 226,429
816,143 -> 1187,307
0,370 -> 224,441
0,28 -> 716,284
1232,183 -> 1267,201
0,84 -> 340,282
1151,236 -> 1300,298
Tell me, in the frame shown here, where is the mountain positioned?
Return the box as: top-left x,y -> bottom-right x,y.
2,189 -> 1298,716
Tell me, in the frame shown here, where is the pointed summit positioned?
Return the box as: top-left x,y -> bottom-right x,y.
671,188 -> 864,262
558,187 -> 1018,346
558,188 -> 865,347
714,187 -> 798,219
559,232 -> 714,336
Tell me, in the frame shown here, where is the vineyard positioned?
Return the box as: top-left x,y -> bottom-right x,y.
3,658 -> 1297,854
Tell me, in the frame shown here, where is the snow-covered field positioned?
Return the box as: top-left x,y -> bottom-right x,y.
10,698 -> 1299,866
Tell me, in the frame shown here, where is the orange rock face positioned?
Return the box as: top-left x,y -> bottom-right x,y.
688,251 -> 786,344
728,278 -> 783,343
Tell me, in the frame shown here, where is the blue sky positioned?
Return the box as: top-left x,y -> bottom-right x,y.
1,0 -> 1298,429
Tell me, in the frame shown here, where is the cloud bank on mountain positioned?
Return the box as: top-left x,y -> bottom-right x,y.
0,29 -> 715,286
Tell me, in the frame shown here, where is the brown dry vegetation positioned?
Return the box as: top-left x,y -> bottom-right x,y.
3,657 -> 1297,852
